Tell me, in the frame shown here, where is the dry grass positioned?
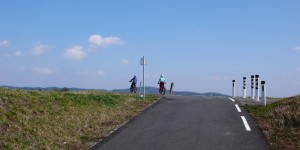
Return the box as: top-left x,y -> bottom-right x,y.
245,96 -> 300,150
0,88 -> 158,149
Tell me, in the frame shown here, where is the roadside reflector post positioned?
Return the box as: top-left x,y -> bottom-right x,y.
261,81 -> 266,106
251,75 -> 254,99
243,77 -> 246,98
255,75 -> 259,101
169,82 -> 174,95
232,80 -> 236,97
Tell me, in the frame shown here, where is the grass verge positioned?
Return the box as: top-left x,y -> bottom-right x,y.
0,88 -> 158,149
244,96 -> 300,150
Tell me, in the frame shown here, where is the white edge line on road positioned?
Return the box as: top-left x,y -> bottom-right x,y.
235,104 -> 241,112
241,116 -> 251,131
229,98 -> 235,102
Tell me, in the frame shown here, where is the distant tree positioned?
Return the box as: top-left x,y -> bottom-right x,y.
61,87 -> 69,92
53,87 -> 59,91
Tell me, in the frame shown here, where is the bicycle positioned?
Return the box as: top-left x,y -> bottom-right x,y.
130,84 -> 137,93
159,82 -> 166,95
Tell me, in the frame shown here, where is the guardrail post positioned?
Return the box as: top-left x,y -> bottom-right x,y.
169,82 -> 174,95
243,77 -> 246,98
255,75 -> 259,101
261,81 -> 266,106
251,75 -> 254,99
232,80 -> 235,97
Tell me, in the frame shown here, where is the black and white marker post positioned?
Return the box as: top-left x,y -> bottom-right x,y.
255,75 -> 259,101
251,75 -> 254,99
243,77 -> 246,98
261,81 -> 266,106
232,80 -> 235,97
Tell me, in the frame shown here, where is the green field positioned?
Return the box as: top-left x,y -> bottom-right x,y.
0,88 -> 158,149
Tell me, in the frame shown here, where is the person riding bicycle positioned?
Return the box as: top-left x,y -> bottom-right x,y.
158,74 -> 166,94
129,75 -> 137,92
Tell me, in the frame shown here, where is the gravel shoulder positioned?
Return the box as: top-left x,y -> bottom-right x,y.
233,97 -> 281,106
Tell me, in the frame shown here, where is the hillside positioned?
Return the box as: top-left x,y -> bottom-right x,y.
0,88 -> 158,149
244,96 -> 300,150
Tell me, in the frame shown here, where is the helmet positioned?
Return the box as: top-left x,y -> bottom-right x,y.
160,74 -> 164,77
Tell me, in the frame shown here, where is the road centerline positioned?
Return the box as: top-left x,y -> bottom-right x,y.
235,104 -> 241,112
241,116 -> 251,131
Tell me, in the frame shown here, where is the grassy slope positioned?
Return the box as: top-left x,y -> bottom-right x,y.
0,88 -> 158,149
244,96 -> 300,150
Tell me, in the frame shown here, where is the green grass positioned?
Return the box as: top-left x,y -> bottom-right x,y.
244,96 -> 300,150
0,88 -> 158,149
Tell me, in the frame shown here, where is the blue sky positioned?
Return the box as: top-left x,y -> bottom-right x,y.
0,0 -> 300,97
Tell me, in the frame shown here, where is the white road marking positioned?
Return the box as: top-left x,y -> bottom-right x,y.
229,98 -> 235,102
241,116 -> 251,131
235,104 -> 241,112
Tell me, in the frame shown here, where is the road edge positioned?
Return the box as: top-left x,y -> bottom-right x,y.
89,97 -> 163,150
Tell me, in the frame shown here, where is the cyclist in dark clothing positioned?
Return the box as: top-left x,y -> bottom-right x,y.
129,75 -> 137,93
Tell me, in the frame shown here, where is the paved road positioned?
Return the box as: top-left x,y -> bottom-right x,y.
91,96 -> 268,150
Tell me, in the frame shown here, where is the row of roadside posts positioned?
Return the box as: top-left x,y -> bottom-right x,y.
232,75 -> 267,106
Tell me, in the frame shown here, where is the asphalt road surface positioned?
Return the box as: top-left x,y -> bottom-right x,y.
91,96 -> 268,150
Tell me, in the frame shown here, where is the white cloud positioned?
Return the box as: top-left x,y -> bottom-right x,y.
78,70 -> 105,77
97,71 -> 105,77
294,46 -> 300,51
63,46 -> 87,61
0,40 -> 9,47
296,67 -> 300,72
31,44 -> 49,56
14,50 -> 23,57
121,59 -> 129,64
89,34 -> 124,47
33,67 -> 57,74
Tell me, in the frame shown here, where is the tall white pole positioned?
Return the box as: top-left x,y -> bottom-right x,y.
232,80 -> 235,97
251,75 -> 255,99
261,81 -> 266,106
139,82 -> 142,97
243,77 -> 246,98
143,56 -> 145,99
255,75 -> 259,101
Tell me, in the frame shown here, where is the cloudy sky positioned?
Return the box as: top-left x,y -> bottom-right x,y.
0,1 -> 300,97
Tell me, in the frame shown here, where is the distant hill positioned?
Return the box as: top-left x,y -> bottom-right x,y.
112,86 -> 229,97
0,85 -> 229,97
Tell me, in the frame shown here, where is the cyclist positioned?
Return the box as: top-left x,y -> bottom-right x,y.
158,74 -> 166,95
129,75 -> 137,93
